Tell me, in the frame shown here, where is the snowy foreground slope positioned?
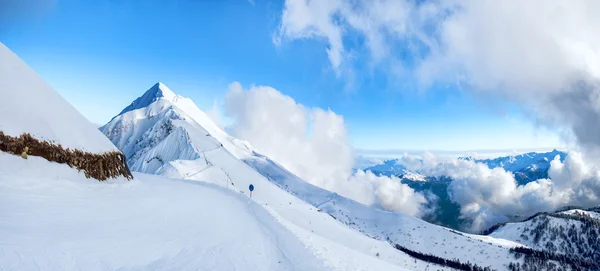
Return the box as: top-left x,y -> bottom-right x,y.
102,83 -> 537,270
0,152 -> 440,271
0,153 -> 327,271
0,42 -> 116,153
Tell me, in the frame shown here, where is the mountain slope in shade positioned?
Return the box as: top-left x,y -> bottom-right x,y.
0,42 -> 116,153
103,83 -> 551,270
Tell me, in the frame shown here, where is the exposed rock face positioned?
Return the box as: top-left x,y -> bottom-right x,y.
0,132 -> 133,181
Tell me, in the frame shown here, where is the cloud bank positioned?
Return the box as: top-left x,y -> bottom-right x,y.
399,151 -> 600,232
224,82 -> 427,216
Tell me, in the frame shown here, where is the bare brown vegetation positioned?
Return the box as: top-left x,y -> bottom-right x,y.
0,131 -> 133,181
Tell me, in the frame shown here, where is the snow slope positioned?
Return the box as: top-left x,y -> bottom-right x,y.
0,152 -> 327,271
0,42 -> 116,153
103,84 -> 535,270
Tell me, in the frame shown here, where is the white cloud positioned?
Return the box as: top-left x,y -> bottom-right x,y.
224,82 -> 428,216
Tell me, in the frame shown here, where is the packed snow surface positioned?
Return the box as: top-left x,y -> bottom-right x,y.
0,42 -> 117,153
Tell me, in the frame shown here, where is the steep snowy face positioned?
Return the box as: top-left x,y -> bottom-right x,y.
0,42 -> 117,153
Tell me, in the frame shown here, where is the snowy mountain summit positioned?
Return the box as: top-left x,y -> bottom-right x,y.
101,82 -> 252,176
118,82 -> 182,115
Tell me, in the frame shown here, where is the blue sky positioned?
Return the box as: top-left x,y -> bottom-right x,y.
0,0 -> 562,151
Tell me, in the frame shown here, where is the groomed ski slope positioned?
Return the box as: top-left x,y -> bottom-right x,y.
0,152 -> 327,271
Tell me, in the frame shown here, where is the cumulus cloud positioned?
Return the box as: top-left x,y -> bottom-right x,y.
224,82 -> 427,216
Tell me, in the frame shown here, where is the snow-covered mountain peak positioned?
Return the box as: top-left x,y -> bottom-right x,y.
102,82 -> 257,173
153,81 -> 177,99
118,82 -> 182,115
